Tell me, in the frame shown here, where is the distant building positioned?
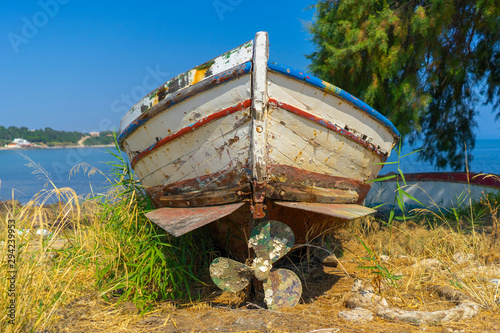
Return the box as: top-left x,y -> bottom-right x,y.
89,132 -> 100,137
11,138 -> 31,147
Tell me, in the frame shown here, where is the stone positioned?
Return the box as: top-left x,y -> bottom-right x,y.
453,252 -> 475,264
232,315 -> 268,332
338,307 -> 374,322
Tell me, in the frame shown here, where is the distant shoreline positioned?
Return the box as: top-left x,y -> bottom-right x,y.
0,144 -> 115,151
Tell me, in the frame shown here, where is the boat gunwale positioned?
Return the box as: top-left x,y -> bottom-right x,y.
117,61 -> 253,147
267,60 -> 401,141
118,60 -> 401,152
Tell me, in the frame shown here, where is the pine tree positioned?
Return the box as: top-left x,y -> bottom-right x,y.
308,0 -> 500,169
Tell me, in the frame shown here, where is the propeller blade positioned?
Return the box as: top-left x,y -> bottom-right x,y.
263,269 -> 302,310
210,257 -> 252,292
248,220 -> 295,263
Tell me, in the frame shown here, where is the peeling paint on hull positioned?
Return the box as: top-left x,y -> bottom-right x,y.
118,31 -> 400,243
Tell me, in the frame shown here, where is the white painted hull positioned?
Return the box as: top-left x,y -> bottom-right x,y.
118,32 -> 400,237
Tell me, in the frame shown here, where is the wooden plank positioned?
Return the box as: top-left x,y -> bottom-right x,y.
159,183 -> 251,207
266,183 -> 359,204
250,31 -> 269,217
267,72 -> 396,155
146,202 -> 245,237
266,108 -> 382,182
133,108 -> 251,188
122,75 -> 251,154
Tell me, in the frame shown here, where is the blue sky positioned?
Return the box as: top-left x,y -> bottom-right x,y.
1,0 -> 499,139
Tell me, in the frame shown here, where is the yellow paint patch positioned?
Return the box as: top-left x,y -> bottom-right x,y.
193,68 -> 208,85
323,81 -> 342,95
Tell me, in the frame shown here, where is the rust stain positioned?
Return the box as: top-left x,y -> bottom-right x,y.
269,99 -> 388,160
145,165 -> 251,208
227,135 -> 240,146
267,164 -> 371,204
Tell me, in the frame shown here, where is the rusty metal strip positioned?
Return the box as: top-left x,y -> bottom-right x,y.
268,99 -> 388,161
130,99 -> 252,168
275,201 -> 376,220
145,202 -> 245,237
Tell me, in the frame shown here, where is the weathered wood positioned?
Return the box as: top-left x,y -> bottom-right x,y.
118,31 -> 400,242
250,31 -> 269,218
146,202 -> 245,237
159,184 -> 251,207
119,40 -> 254,138
266,183 -> 358,204
133,105 -> 252,189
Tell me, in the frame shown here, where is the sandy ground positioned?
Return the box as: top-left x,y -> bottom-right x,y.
49,251 -> 500,333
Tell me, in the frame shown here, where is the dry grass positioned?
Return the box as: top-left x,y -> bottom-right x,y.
0,188 -> 95,333
1,158 -> 499,331
2,192 -> 500,332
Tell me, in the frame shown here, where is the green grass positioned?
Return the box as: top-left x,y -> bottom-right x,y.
0,137 -> 216,332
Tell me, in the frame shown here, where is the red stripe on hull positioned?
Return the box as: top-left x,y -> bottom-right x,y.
131,99 -> 252,168
268,99 -> 387,160
382,172 -> 500,189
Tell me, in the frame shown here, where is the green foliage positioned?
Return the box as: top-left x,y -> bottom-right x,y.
356,236 -> 403,287
308,0 -> 500,170
0,126 -> 82,145
0,126 -> 115,146
84,135 -> 114,146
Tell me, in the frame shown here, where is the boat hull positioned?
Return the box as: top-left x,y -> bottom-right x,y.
366,172 -> 500,210
118,32 -> 400,256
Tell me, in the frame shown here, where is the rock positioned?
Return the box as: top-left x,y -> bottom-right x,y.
232,315 -> 268,332
453,252 -> 475,264
321,254 -> 339,267
345,279 -> 389,310
338,307 -> 374,322
414,258 -> 442,269
344,280 -> 480,326
488,278 -> 500,286
313,251 -> 339,267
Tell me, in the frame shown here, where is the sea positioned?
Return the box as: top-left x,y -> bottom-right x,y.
0,139 -> 499,204
0,147 -> 119,204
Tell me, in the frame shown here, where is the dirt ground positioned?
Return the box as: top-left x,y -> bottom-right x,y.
49,251 -> 500,333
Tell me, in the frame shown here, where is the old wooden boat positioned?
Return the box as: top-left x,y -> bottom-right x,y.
365,172 -> 500,211
118,32 -> 400,308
